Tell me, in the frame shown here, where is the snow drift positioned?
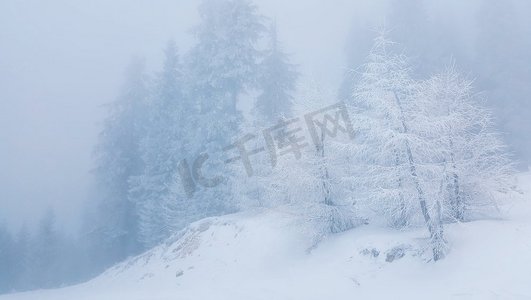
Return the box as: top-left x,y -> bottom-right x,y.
2,173 -> 530,300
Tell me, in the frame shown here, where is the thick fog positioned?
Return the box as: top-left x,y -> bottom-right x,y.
1,0 -> 530,295
0,0 -> 389,230
0,0 -> 493,230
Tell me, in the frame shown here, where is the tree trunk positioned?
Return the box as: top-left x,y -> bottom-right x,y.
393,90 -> 446,261
393,148 -> 408,228
317,128 -> 332,206
448,137 -> 464,221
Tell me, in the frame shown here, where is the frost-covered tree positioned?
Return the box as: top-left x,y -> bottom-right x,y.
298,83 -> 363,236
255,22 -> 298,123
350,33 -> 447,260
417,68 -> 470,221
90,57 -> 149,263
252,128 -> 352,244
243,83 -> 363,244
351,34 -> 415,227
419,67 -> 516,221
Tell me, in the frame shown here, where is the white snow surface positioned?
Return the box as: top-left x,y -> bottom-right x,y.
3,173 -> 531,300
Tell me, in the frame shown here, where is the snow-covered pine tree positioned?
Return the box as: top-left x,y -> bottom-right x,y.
255,21 -> 298,124
350,32 -> 447,260
130,41 -> 190,249
90,57 -> 148,263
233,21 -> 298,211
185,0 -> 265,213
187,0 -> 265,110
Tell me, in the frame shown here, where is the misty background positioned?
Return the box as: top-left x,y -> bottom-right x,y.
1,0 -> 530,293
0,0 -> 386,231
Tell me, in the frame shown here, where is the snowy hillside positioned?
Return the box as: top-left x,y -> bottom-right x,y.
1,173 -> 530,300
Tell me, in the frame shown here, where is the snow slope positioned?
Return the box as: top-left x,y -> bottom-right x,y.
3,173 -> 531,300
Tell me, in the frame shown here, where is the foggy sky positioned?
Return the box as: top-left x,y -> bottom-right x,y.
0,0 -> 477,231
